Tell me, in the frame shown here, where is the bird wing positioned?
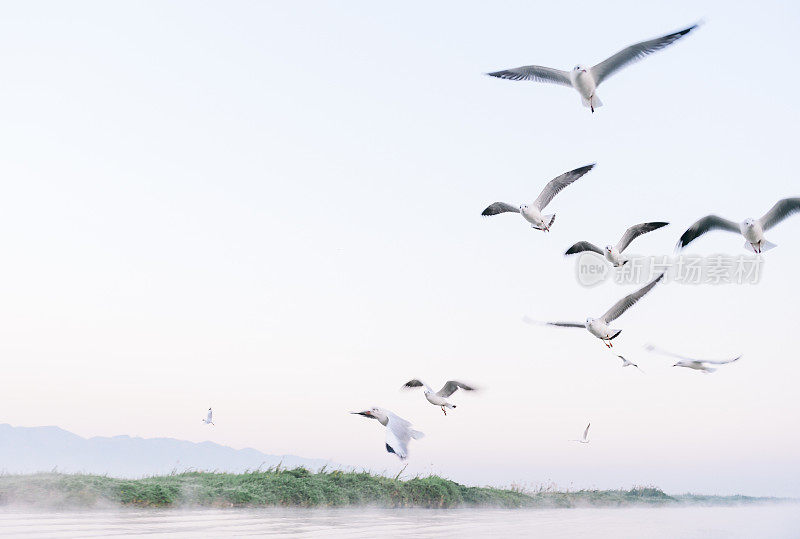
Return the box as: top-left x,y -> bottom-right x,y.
615,222 -> 669,252
385,412 -> 422,460
676,215 -> 740,250
590,24 -> 699,85
437,381 -> 476,398
482,202 -> 520,216
533,164 -> 595,211
582,423 -> 591,441
600,272 -> 664,323
402,379 -> 434,393
758,198 -> 800,231
702,355 -> 742,365
523,315 -> 584,329
486,65 -> 571,86
565,241 -> 603,256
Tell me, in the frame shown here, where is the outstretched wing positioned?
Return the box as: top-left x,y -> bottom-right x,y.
601,272 -> 664,323
702,355 -> 742,365
385,412 -> 423,460
482,202 -> 520,216
582,423 -> 591,442
523,315 -> 584,329
565,241 -> 603,256
676,215 -> 740,250
616,222 -> 669,252
402,379 -> 433,393
486,65 -> 571,86
534,164 -> 595,211
591,24 -> 699,85
758,198 -> 800,231
437,381 -> 476,398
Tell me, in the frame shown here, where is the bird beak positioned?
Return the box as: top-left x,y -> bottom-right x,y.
352,411 -> 372,417
581,68 -> 587,73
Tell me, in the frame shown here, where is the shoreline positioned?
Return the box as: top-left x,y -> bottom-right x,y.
0,470 -> 790,510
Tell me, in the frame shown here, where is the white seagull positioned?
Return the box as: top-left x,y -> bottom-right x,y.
402,379 -> 476,415
565,222 -> 669,266
525,272 -> 665,348
487,23 -> 699,112
202,407 -> 214,425
572,423 -> 591,444
617,355 -> 645,373
351,407 -> 424,460
646,344 -> 741,373
482,164 -> 595,231
677,198 -> 800,253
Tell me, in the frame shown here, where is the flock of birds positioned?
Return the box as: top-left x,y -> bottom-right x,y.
204,21 -> 800,460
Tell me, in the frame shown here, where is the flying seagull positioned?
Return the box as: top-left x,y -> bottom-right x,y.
351,407 -> 424,460
482,164 -> 595,231
676,198 -> 800,253
487,23 -> 699,112
525,272 -> 665,347
565,222 -> 669,266
402,379 -> 476,415
646,344 -> 741,373
618,355 -> 645,373
571,423 -> 591,444
202,408 -> 214,425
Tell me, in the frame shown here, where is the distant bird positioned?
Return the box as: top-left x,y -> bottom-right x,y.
617,355 -> 645,373
572,423 -> 591,444
351,407 -> 424,460
525,272 -> 665,347
646,344 -> 741,373
487,23 -> 699,112
202,408 -> 214,426
402,379 -> 476,415
565,222 -> 669,266
676,198 -> 800,253
481,164 -> 595,231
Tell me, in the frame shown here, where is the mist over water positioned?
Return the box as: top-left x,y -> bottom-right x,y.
1,505 -> 798,538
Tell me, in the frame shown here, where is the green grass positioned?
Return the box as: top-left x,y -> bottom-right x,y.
0,469 -> 782,509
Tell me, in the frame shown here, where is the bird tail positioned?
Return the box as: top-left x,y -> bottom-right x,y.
581,94 -> 603,109
543,214 -> 556,228
743,239 -> 777,253
608,329 -> 622,340
410,429 -> 425,440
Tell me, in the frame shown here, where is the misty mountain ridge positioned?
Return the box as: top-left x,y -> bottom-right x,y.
0,423 -> 333,478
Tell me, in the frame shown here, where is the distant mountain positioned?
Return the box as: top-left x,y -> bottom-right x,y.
0,424 -> 335,478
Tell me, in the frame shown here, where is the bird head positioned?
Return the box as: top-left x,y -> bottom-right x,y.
743,218 -> 755,228
520,204 -> 528,211
352,407 -> 388,424
605,245 -> 613,253
573,64 -> 588,73
585,317 -> 594,325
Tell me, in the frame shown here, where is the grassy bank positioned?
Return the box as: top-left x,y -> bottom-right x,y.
0,469 -> 780,509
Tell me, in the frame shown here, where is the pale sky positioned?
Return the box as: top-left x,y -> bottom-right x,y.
0,0 -> 798,497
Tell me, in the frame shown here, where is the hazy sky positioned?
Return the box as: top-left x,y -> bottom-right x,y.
0,1 -> 798,497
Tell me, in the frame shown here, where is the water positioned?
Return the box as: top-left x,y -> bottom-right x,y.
0,504 -> 797,538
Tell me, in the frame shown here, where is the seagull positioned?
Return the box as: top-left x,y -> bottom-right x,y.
676,198 -> 800,253
402,379 -> 476,415
571,423 -> 591,444
482,164 -> 595,231
351,407 -> 424,460
617,355 -> 645,373
487,23 -> 699,112
565,222 -> 669,266
202,408 -> 214,426
646,344 -> 741,373
525,272 -> 665,348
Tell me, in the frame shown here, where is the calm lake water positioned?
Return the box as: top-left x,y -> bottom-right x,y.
0,504 -> 798,538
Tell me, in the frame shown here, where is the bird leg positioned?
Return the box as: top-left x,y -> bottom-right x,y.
604,340 -> 613,348
441,406 -> 447,416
